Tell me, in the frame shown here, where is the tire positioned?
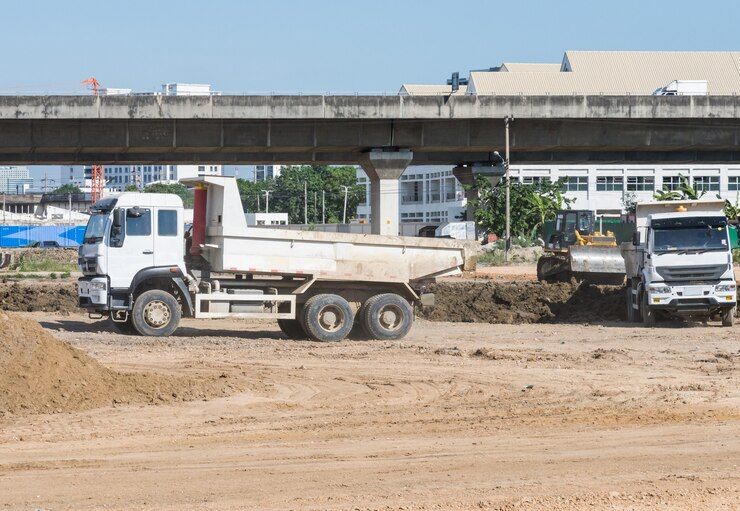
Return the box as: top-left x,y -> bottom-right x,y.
625,286 -> 635,322
277,319 -> 308,339
641,290 -> 656,327
301,294 -> 354,342
361,293 -> 414,340
721,306 -> 736,327
130,289 -> 181,337
109,317 -> 138,335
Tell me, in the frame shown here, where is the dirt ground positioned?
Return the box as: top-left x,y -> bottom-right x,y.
0,313 -> 738,510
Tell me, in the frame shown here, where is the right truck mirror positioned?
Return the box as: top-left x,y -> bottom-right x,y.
632,231 -> 641,246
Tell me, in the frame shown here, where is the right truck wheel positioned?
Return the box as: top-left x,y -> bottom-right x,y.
625,286 -> 635,322
361,293 -> 414,340
277,319 -> 308,339
721,306 -> 736,327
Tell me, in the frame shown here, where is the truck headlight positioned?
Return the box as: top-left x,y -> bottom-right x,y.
89,281 -> 107,291
649,284 -> 671,294
715,284 -> 736,293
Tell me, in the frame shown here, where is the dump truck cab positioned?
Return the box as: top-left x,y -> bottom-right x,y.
622,200 -> 737,326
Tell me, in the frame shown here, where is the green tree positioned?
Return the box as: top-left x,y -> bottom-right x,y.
143,182 -> 194,207
470,177 -> 572,238
51,183 -> 82,195
124,184 -> 139,192
237,165 -> 363,224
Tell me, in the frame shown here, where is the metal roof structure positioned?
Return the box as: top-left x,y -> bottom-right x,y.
399,84 -> 468,95
407,51 -> 740,96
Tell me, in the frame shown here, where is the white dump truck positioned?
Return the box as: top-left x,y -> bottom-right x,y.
77,176 -> 474,341
622,199 -> 737,326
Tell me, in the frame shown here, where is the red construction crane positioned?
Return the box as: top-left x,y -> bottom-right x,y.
82,77 -> 104,202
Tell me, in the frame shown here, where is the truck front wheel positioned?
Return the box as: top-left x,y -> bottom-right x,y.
277,319 -> 308,339
131,289 -> 181,337
641,291 -> 656,327
721,306 -> 736,327
301,294 -> 354,342
361,293 -> 414,340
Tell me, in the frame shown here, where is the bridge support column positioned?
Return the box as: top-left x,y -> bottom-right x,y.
452,165 -> 477,222
361,149 -> 413,236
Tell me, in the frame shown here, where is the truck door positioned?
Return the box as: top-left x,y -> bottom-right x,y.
107,207 -> 154,289
153,208 -> 183,267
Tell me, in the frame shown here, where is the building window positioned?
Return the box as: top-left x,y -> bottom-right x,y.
198,165 -> 205,173
522,176 -> 549,185
627,176 -> 655,191
561,176 -> 588,192
661,176 -> 682,191
596,176 -> 623,191
729,176 -> 740,191
693,176 -> 719,192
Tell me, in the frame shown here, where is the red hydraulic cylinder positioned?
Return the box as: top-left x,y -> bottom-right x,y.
191,184 -> 207,255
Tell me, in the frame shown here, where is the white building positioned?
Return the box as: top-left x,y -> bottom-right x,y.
223,165 -> 285,181
245,212 -> 288,226
356,166 -> 466,225
162,83 -> 215,96
0,166 -> 34,194
61,164 -> 222,192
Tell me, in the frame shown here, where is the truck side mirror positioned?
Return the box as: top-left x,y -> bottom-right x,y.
632,231 -> 641,246
111,208 -> 126,248
112,208 -> 125,228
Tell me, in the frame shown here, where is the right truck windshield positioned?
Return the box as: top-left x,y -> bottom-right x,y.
652,216 -> 729,253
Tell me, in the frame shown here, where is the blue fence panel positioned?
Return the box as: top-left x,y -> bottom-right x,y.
0,225 -> 86,248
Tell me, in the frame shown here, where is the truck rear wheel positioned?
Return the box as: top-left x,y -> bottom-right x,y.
301,294 -> 354,342
131,289 -> 181,337
277,319 -> 308,339
721,306 -> 736,327
641,291 -> 656,327
361,293 -> 414,340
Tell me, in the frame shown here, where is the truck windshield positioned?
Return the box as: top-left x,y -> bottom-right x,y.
653,226 -> 728,253
83,213 -> 108,244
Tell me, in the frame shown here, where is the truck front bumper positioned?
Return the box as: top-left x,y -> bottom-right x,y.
648,283 -> 736,313
78,276 -> 109,311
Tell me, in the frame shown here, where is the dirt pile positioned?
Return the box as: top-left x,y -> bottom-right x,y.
7,247 -> 78,268
0,312 -> 234,416
0,281 -> 78,312
422,280 -> 624,324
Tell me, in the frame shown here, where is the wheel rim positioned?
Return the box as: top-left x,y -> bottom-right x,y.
377,304 -> 403,332
143,300 -> 171,328
317,305 -> 345,332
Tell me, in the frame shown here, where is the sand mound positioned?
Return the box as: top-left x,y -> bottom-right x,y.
0,312 -> 233,416
422,281 -> 624,324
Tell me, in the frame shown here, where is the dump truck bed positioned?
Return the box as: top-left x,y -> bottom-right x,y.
182,176 -> 474,283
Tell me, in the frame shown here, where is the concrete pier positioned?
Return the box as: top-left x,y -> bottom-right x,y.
361,149 -> 413,235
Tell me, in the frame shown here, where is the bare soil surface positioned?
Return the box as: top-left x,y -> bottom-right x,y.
0,313 -> 737,510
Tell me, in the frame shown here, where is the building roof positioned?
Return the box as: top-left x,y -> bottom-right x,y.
499,62 -> 562,72
468,51 -> 740,95
399,84 -> 468,95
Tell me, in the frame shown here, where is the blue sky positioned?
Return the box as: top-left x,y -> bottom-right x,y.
3,0 -> 739,94
5,0 -> 739,184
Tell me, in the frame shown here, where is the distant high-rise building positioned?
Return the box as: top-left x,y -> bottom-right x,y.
0,166 -> 34,194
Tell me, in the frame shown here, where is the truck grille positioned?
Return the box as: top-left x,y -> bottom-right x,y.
656,264 -> 726,282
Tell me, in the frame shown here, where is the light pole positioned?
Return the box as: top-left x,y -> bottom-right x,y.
341,185 -> 349,224
263,190 -> 271,214
504,115 -> 513,263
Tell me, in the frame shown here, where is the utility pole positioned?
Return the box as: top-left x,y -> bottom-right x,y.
313,191 -> 317,222
321,190 -> 325,224
504,115 -> 513,263
304,180 -> 308,224
341,185 -> 349,224
2,193 -> 5,225
257,192 -> 260,212
68,193 -> 72,225
263,190 -> 271,214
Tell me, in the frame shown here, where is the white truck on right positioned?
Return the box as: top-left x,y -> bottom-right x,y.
622,199 -> 737,327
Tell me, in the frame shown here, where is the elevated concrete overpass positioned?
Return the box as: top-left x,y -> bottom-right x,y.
1,94 -> 739,234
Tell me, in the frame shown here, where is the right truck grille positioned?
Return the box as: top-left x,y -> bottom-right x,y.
656,264 -> 727,282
